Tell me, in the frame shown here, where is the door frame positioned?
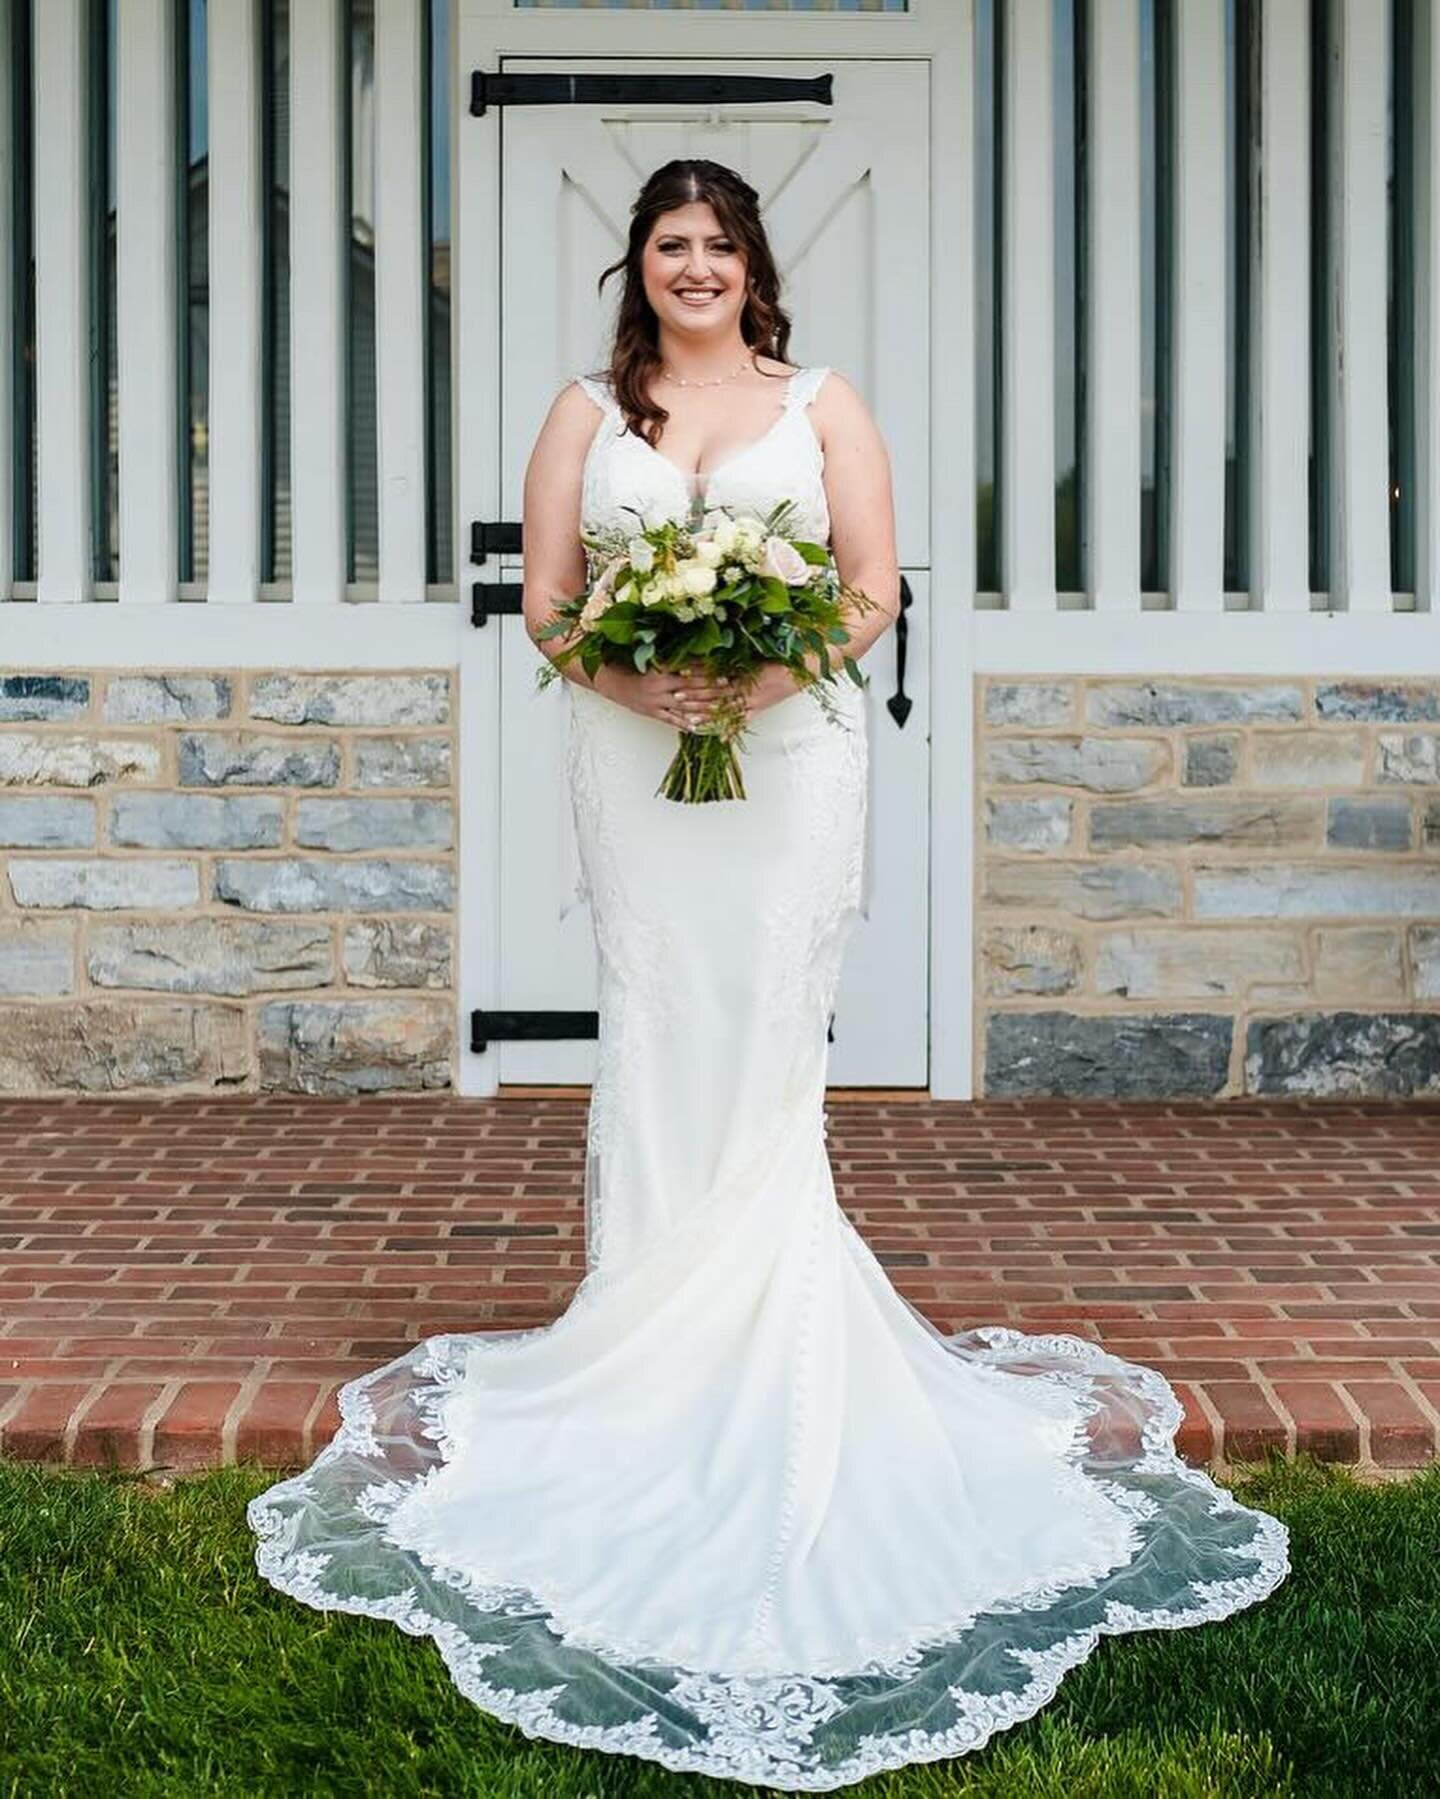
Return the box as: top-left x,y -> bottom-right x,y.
453,0 -> 977,1100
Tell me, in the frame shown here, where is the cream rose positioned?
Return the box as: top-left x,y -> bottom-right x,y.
758,535 -> 810,586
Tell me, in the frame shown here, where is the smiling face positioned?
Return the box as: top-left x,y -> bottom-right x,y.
640,200 -> 749,344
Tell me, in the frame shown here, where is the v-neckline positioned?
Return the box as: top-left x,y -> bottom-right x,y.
640,369 -> 802,489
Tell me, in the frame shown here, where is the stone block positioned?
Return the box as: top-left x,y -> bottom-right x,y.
1246,1012 -> 1440,1096
109,792 -> 284,850
177,732 -> 341,788
1377,733 -> 1440,784
984,797 -> 1073,851
984,682 -> 1076,727
1194,863 -> 1440,919
1410,927 -> 1440,1000
979,925 -> 1082,997
1089,796 -> 1320,851
0,1001 -> 248,1092
1095,928 -> 1306,1000
1086,682 -> 1304,727
214,858 -> 453,913
984,736 -> 1170,792
9,859 -> 199,910
983,859 -> 1182,919
1326,798 -> 1412,852
0,675 -> 89,721
343,920 -> 452,988
1312,927 -> 1405,1002
985,1010 -> 1232,1097
0,796 -> 95,848
351,736 -> 453,789
249,673 -> 450,727
87,919 -> 334,996
1315,681 -> 1440,722
1182,734 -> 1239,786
1249,730 -> 1367,787
0,920 -> 76,996
0,734 -> 161,786
102,675 -> 232,723
294,798 -> 453,852
257,999 -> 452,1093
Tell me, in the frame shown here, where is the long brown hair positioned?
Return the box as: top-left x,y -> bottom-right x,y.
590,160 -> 794,449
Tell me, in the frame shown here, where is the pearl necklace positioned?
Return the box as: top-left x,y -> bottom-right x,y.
658,354 -> 755,389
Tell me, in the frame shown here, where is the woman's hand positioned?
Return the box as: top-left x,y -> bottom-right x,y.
593,662 -> 736,729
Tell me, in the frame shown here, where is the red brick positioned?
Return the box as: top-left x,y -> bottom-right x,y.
1271,1382 -> 1361,1463
0,1382 -> 93,1462
71,1383 -> 167,1470
151,1382 -> 242,1470
1342,1381 -> 1437,1468
233,1381 -> 326,1469
1203,1382 -> 1290,1462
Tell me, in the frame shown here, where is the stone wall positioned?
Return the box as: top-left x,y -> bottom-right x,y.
977,677 -> 1440,1098
0,670 -> 456,1094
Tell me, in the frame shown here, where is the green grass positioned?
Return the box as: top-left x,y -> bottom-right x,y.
1,1455 -> 1437,1796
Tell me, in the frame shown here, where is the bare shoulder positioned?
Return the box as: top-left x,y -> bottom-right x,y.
530,376 -> 608,461
811,369 -> 885,458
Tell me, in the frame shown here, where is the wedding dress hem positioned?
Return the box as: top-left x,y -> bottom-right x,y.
247,1316 -> 1289,1794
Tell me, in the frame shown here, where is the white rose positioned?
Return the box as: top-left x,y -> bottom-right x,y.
681,563 -> 717,597
627,536 -> 656,572
758,535 -> 811,585
693,537 -> 725,567
711,518 -> 738,555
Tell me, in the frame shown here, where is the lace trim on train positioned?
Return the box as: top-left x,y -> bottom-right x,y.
248,1322 -> 1290,1793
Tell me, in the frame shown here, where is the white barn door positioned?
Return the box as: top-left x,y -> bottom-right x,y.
488,58 -> 930,1086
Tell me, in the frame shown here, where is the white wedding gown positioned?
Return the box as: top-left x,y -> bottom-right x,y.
247,365 -> 1290,1790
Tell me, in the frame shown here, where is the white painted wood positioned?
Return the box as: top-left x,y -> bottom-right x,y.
375,0 -> 427,604
1001,0 -> 1056,608
116,0 -> 179,604
491,57 -> 930,1089
289,0 -> 346,605
1417,0 -> 1439,611
1170,0 -> 1225,611
0,599 -> 462,663
207,0 -> 263,605
454,0 -> 502,1100
1254,0 -> 1311,610
32,0 -> 92,603
1332,0 -> 1391,610
926,2 -> 975,1099
1087,0 -> 1141,609
0,0 -> 13,601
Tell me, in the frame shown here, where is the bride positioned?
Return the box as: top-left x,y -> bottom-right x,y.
247,159 -> 1290,1790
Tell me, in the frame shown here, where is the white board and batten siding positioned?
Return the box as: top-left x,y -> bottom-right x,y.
1,0 -> 1438,1101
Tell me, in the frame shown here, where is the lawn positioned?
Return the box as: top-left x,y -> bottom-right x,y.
1,1454 -> 1436,1796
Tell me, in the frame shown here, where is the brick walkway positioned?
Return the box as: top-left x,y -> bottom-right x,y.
1,1093 -> 1437,1476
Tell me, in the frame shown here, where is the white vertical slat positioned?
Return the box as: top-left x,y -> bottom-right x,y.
1001,0 -> 1056,608
1332,0 -> 1391,609
1087,0 -> 1141,608
0,0 -> 13,600
374,0 -> 427,604
117,0 -> 179,603
1171,0 -> 1225,610
1253,0 -> 1311,610
1416,0 -> 1439,610
207,0 -> 263,604
290,0 -> 346,605
32,0 -> 91,603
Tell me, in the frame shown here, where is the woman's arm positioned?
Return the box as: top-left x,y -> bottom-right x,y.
804,371 -> 902,677
520,383 -> 614,696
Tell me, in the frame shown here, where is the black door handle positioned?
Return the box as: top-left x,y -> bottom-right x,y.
886,576 -> 914,728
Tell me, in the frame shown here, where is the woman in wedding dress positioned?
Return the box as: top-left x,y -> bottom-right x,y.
247,160 -> 1290,1790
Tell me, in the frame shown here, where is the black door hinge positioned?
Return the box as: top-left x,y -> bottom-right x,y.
471,70 -> 832,118
471,519 -> 523,562
472,1009 -> 600,1054
472,581 -> 524,628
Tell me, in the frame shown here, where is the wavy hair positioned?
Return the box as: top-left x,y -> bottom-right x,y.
591,160 -> 794,449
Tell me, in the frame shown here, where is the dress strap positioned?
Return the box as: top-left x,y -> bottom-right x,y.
575,373 -> 620,418
785,365 -> 832,411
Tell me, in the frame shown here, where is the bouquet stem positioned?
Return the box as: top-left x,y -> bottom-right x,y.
656,728 -> 748,803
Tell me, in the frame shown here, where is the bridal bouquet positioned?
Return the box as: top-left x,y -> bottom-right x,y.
535,498 -> 878,803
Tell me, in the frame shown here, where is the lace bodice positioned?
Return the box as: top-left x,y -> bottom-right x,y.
574,365 -> 833,544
